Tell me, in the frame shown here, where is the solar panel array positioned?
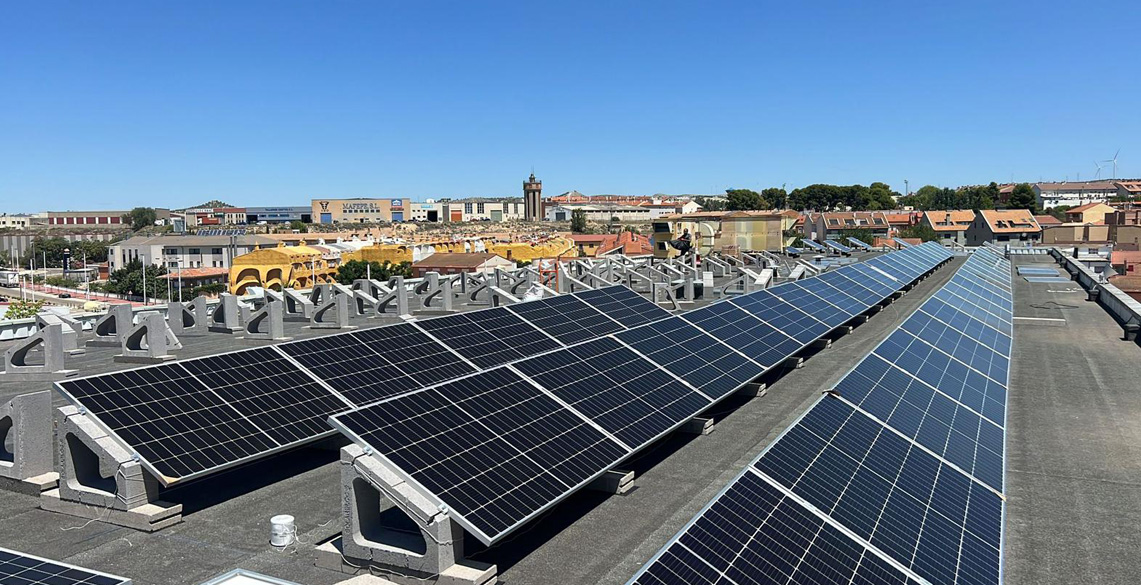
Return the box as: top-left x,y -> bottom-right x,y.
333,243 -> 953,545
0,547 -> 130,585
629,246 -> 1012,585
801,239 -> 828,252
824,239 -> 853,254
56,286 -> 670,485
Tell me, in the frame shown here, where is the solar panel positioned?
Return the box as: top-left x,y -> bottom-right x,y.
331,367 -> 629,544
681,301 -> 804,368
785,246 -> 802,255
614,316 -> 764,400
574,285 -> 672,327
514,337 -> 711,446
57,348 -> 347,484
731,290 -> 832,344
630,470 -> 917,585
179,347 -> 352,445
815,270 -> 886,307
892,237 -> 915,248
1023,275 -> 1071,283
631,250 -> 1009,585
768,281 -> 855,325
1015,266 -> 1058,276
835,356 -> 1005,491
506,293 -> 625,344
801,239 -> 827,252
277,323 -> 476,406
825,239 -> 853,253
848,237 -> 875,250
0,547 -> 131,585
754,398 -> 1003,585
413,307 -> 563,369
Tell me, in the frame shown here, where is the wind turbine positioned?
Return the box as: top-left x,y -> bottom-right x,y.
1103,149 -> 1120,179
1095,160 -> 1104,180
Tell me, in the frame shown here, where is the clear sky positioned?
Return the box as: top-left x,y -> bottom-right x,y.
2,1 -> 1138,212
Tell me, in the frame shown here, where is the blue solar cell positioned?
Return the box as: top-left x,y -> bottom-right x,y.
681,301 -> 803,368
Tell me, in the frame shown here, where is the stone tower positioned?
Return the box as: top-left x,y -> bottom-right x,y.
524,172 -> 542,222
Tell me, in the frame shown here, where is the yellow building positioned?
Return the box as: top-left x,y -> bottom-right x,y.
651,211 -> 789,258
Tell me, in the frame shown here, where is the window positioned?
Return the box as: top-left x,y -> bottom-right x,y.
211,248 -> 223,255
164,248 -> 178,255
477,203 -> 485,214
189,248 -> 201,254
465,203 -> 473,214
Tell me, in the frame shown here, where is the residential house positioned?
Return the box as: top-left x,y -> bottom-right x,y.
1063,202 -> 1115,224
410,252 -> 514,278
965,210 -> 1042,246
923,210 -> 975,245
568,232 -> 654,257
803,211 -> 891,242
1033,181 -> 1117,209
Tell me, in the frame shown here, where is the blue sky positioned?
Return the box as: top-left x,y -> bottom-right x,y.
2,1 -> 1138,212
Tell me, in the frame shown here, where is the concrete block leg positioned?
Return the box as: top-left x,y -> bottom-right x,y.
311,294 -> 355,330
209,293 -> 243,333
243,301 -> 292,341
283,288 -> 315,320
313,445 -> 495,585
114,313 -> 178,364
168,296 -> 210,337
36,313 -> 84,356
42,406 -> 181,531
2,323 -> 78,380
0,391 -> 58,495
87,304 -> 133,347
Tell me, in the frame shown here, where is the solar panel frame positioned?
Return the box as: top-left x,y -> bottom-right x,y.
329,367 -> 632,545
56,345 -> 355,485
573,285 -> 673,327
730,289 -> 833,345
0,547 -> 131,585
680,300 -> 804,369
801,239 -> 827,252
825,239 -> 854,253
412,306 -> 564,369
505,292 -> 626,345
279,322 -> 478,406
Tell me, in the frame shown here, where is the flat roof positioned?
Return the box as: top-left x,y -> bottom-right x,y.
6,251 -> 1132,585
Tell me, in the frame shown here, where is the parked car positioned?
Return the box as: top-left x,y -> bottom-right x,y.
57,293 -> 71,299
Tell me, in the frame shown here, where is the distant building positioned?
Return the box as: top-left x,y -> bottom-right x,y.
568,232 -> 655,257
0,214 -> 33,229
1034,181 -> 1117,209
43,210 -> 129,226
923,210 -> 975,245
312,198 -> 408,224
1063,202 -> 1115,225
652,210 -> 788,258
439,199 -> 525,222
524,173 -> 543,221
245,206 -> 312,224
965,209 -> 1041,246
109,234 -> 278,271
546,203 -> 651,223
803,211 -> 892,241
183,207 -> 248,227
1116,181 -> 1141,200
411,252 -> 514,278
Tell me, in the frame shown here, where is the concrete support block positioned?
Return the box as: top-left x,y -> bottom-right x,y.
1124,322 -> 1139,342
334,445 -> 494,581
37,313 -> 84,355
209,293 -> 243,333
284,288 -> 315,321
310,283 -> 332,306
352,289 -> 381,317
678,417 -> 714,435
168,296 -> 209,337
312,294 -> 355,330
586,469 -> 635,495
243,301 -> 291,341
0,391 -> 58,495
376,276 -> 411,319
114,313 -> 179,364
2,323 -> 77,380
87,304 -> 133,347
736,382 -> 768,397
1087,287 -> 1101,302
811,338 -> 832,350
46,406 -> 181,530
418,273 -> 456,312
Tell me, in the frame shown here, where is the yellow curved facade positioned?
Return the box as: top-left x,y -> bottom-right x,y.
229,236 -> 574,294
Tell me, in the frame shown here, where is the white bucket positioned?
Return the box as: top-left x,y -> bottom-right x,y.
270,514 -> 295,547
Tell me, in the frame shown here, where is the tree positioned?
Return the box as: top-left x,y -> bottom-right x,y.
898,224 -> 938,242
761,188 -> 788,209
1008,183 -> 1037,212
694,197 -> 727,211
838,228 -> 876,247
1047,205 -> 1073,222
570,208 -> 588,233
4,299 -> 44,320
289,220 -> 307,232
192,283 -> 227,297
863,182 -> 898,211
725,189 -> 769,211
124,207 -> 158,231
104,259 -> 167,299
335,260 -> 413,285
